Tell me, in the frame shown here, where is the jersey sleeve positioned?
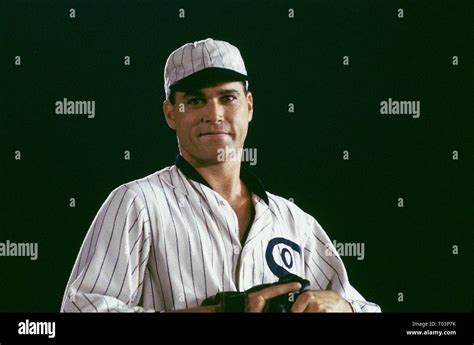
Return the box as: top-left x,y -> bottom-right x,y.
303,215 -> 381,313
61,185 -> 153,312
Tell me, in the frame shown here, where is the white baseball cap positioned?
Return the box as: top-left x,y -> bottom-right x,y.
164,38 -> 248,99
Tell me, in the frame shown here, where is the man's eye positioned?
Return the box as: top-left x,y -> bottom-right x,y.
222,95 -> 236,102
187,98 -> 205,105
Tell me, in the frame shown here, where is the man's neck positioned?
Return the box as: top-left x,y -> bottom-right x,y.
182,152 -> 245,203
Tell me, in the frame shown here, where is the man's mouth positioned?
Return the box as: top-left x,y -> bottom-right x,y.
199,131 -> 231,137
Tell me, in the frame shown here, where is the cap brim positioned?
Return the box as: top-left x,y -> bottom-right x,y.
170,67 -> 248,92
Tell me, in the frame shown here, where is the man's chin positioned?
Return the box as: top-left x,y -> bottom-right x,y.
189,147 -> 242,166
187,149 -> 225,166
183,140 -> 243,164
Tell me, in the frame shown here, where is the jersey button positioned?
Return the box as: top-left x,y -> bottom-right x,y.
178,199 -> 185,207
233,245 -> 240,254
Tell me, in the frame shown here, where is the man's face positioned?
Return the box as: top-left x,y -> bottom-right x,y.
163,81 -> 253,165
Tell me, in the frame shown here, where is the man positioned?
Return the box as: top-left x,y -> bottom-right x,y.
61,38 -> 381,313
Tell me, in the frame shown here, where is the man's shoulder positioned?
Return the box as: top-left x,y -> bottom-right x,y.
109,165 -> 178,199
266,191 -> 329,241
266,192 -> 312,223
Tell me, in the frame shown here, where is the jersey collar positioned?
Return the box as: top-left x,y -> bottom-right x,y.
174,154 -> 269,205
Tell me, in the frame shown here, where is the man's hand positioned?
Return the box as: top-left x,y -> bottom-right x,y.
247,282 -> 302,312
291,290 -> 353,313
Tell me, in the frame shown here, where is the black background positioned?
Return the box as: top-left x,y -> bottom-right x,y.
1,0 -> 472,313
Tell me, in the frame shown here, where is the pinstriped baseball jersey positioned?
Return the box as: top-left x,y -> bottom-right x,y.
61,155 -> 381,313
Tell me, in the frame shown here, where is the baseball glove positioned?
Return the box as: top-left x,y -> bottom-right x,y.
201,273 -> 311,312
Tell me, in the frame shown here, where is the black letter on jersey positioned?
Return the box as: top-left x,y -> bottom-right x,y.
265,237 -> 301,278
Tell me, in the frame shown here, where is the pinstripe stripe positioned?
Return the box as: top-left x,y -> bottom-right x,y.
80,188 -> 128,293
269,207 -> 280,223
89,188 -> 128,292
117,234 -> 150,300
104,204 -> 144,295
116,264 -> 131,301
204,43 -> 213,65
246,202 -> 271,243
176,170 -> 209,298
180,46 -> 186,78
168,170 -> 199,306
221,262 -> 225,292
241,260 -> 245,289
145,175 -> 168,305
202,43 -> 205,67
128,232 -> 143,257
130,250 -> 148,276
252,249 -> 256,287
198,183 -> 228,290
134,181 -> 160,310
304,247 -> 347,295
261,241 -> 265,284
160,177 -> 189,309
190,45 -> 195,73
156,178 -> 179,309
310,256 -> 331,285
269,198 -> 285,224
313,230 -> 342,262
71,301 -> 82,312
187,232 -> 199,306
246,221 -> 271,244
213,193 -> 235,291
304,262 -> 323,290
198,194 -> 214,269
127,280 -> 144,304
172,50 -> 178,80
143,176 -> 167,307
84,294 -> 99,312
283,202 -> 296,224
76,189 -> 120,288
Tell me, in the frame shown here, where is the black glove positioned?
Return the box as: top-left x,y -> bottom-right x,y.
254,274 -> 311,312
201,274 -> 311,312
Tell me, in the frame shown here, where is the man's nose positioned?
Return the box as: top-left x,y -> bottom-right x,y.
203,99 -> 224,123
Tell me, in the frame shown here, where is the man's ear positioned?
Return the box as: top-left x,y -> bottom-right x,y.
163,100 -> 176,130
246,91 -> 254,122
